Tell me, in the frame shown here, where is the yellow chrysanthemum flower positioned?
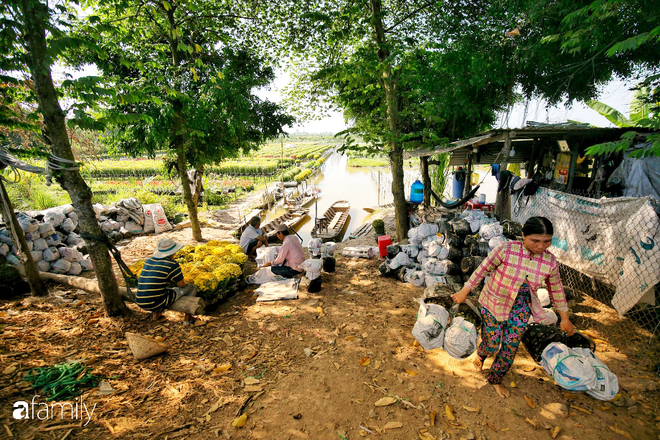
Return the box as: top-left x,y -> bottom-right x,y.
225,244 -> 243,254
211,247 -> 231,257
206,240 -> 223,247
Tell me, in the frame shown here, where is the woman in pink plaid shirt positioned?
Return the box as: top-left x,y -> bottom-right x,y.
452,216 -> 575,398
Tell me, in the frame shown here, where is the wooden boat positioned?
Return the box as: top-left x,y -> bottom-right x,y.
260,208 -> 310,240
311,200 -> 351,242
286,187 -> 321,208
363,202 -> 394,213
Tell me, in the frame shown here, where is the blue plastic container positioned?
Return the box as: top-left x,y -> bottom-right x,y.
452,170 -> 466,199
410,180 -> 424,203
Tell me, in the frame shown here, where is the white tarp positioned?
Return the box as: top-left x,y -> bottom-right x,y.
512,188 -> 660,316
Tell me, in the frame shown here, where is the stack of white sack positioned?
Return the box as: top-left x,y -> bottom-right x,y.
479,222 -> 506,250
342,246 -> 376,259
411,299 -> 450,350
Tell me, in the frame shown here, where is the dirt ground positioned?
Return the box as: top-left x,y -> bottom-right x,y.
1,210 -> 660,440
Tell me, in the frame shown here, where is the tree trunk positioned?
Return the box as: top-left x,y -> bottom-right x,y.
19,0 -> 128,316
421,156 -> 431,206
370,0 -> 407,240
192,164 -> 204,206
0,179 -> 47,296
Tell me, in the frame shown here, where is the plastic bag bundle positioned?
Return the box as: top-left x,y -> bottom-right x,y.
67,262 -> 82,276
443,317 -> 479,359
488,235 -> 505,250
60,247 -> 83,262
322,242 -> 336,258
322,256 -> 335,272
423,258 -> 449,275
541,342 -> 597,391
35,260 -> 51,272
529,308 -> 558,325
404,269 -> 425,287
299,259 -> 323,281
308,238 -> 322,258
411,299 -> 449,350
388,251 -> 411,269
44,210 -> 65,228
32,238 -> 48,251
25,240 -> 34,251
246,266 -> 285,284
416,249 -> 429,266
0,243 -> 9,257
537,288 -> 550,307
79,257 -> 93,271
409,223 -> 439,246
66,233 -> 85,247
571,348 -> 619,401
342,246 -> 375,259
60,217 -> 77,233
400,244 -> 419,258
38,222 -> 55,238
18,216 -> 39,233
51,259 -> 72,274
30,250 -> 43,262
307,277 -> 322,293
479,223 -> 503,241
67,211 -> 78,223
427,241 -> 449,259
522,323 -> 596,363
43,246 -> 60,262
256,246 -> 280,268
425,274 -> 447,288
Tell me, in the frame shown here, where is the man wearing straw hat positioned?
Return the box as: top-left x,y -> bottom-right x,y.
261,224 -> 304,278
136,238 -> 195,323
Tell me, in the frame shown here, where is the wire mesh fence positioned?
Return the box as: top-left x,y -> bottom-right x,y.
510,183 -> 660,351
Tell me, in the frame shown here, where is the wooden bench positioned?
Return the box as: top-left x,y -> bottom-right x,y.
327,211 -> 343,230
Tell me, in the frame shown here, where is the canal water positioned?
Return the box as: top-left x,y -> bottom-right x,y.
261,152 -> 499,243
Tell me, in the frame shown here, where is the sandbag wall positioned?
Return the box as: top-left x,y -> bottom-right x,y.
0,198 -> 171,275
378,208 -> 522,289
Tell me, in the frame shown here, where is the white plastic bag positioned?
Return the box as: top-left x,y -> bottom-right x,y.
142,204 -> 156,233
246,266 -> 285,284
411,299 -> 449,350
19,216 -> 39,233
67,261 -> 82,276
44,211 -> 65,228
537,288 -> 551,307
124,221 -> 143,235
35,260 -> 51,272
51,259 -> 72,274
488,235 -> 505,250
299,259 -> 323,281
39,222 -> 55,238
427,241 -> 449,259
0,243 -> 9,257
151,203 -> 172,234
43,246 -> 60,262
66,233 -> 85,247
79,257 -> 93,271
423,258 -> 449,275
424,274 -> 447,288
322,242 -> 336,258
388,251 -> 411,269
60,217 -> 77,233
541,343 -> 597,392
32,238 -> 48,251
342,246 -> 375,259
479,223 -> 503,240
403,269 -> 425,287
409,223 -> 439,246
400,244 -> 419,258
571,348 -> 619,401
529,308 -> 558,325
30,250 -> 43,262
60,247 -> 83,262
443,317 -> 479,359
308,238 -> 322,258
256,246 -> 280,268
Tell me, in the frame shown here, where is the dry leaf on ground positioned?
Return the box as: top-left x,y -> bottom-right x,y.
524,395 -> 536,409
445,404 -> 455,421
244,377 -> 260,385
232,413 -> 247,428
608,426 -> 633,439
374,396 -> 397,407
463,406 -> 480,413
360,357 -> 371,366
383,421 -> 402,430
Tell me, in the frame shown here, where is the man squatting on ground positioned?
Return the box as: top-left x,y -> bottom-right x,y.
261,224 -> 305,278
239,216 -> 269,256
452,216 -> 575,398
136,238 -> 196,323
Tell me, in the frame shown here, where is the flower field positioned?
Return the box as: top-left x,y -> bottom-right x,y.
128,240 -> 247,301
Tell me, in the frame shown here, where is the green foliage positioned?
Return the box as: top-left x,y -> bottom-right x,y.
430,153 -> 451,198
372,219 -> 385,236
347,157 -> 389,167
4,172 -> 71,211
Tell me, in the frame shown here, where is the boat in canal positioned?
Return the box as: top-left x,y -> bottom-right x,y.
311,200 -> 351,242
261,207 -> 311,240
286,187 -> 321,208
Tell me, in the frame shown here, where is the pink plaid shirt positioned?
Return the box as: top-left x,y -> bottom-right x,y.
464,241 -> 568,322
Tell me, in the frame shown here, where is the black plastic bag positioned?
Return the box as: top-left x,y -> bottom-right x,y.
307,277 -> 322,293
323,257 -> 335,273
521,323 -> 595,363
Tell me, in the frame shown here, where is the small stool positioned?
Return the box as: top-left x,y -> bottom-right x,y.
315,217 -> 328,234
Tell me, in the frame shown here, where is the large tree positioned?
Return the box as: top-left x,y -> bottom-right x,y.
1,0 -> 128,315
76,0 -> 292,240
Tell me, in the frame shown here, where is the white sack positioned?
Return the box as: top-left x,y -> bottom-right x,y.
67,211 -> 78,223
0,243 -> 9,257
409,223 -> 439,245
400,244 -> 419,258
246,266 -> 286,285
443,317 -> 479,359
51,259 -> 72,274
529,308 -> 558,325
299,259 -> 323,281
79,257 -> 93,271
59,247 -> 83,262
19,216 -> 39,233
342,246 -> 375,259
30,250 -> 43,262
44,211 -> 65,228
537,288 -> 550,307
60,218 -> 77,233
142,204 -> 156,233
388,251 -> 411,269
424,274 -> 447,288
403,269 -> 425,287
151,203 -> 172,234
479,223 -> 503,241
321,242 -> 336,257
427,241 -> 449,259
423,258 -> 449,276
488,235 -> 506,250
43,246 -> 60,262
411,299 -> 449,350
256,246 -> 280,268
32,238 -> 48,251
67,262 -> 82,276
571,347 -> 619,401
39,222 -> 55,238
35,260 -> 51,272
124,221 -> 143,235
541,342 -> 597,392
66,233 -> 85,247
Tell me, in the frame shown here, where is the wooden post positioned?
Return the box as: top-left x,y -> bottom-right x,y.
463,152 -> 473,199
420,156 -> 431,206
528,139 -> 539,178
0,178 -> 47,296
495,132 -> 512,221
567,144 -> 580,191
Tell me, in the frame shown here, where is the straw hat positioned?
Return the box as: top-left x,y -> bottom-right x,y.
153,238 -> 183,258
125,332 -> 168,359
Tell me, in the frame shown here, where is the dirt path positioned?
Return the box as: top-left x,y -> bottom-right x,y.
1,220 -> 659,439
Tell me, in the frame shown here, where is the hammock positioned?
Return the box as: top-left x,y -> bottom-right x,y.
430,185 -> 480,209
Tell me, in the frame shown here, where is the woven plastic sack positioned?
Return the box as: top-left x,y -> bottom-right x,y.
79,257 -> 93,271
541,342 -> 597,391
444,317 -> 478,359
479,223 -> 503,240
423,258 -> 449,276
400,244 -> 419,258
66,233 -> 85,247
151,203 -> 172,234
411,299 -> 449,350
256,246 -> 280,268
51,259 -> 72,274
424,274 -> 447,288
404,269 -> 425,287
38,222 -> 55,238
571,347 -> 619,401
60,247 -> 83,262
142,204 -> 156,233
32,238 -> 48,251
43,246 -> 60,262
299,259 -> 323,281
60,217 -> 77,233
18,216 -> 39,233
124,221 -> 143,235
44,211 -> 65,228
30,250 -> 43,262
35,259 -> 51,272
388,251 -> 411,269
246,266 -> 285,284
67,261 -> 82,276
409,223 -> 439,246
428,241 -> 449,259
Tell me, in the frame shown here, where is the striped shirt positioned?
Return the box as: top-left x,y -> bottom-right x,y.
136,257 -> 184,310
465,241 -> 568,322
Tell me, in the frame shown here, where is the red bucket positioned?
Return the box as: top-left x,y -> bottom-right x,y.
378,235 -> 392,259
